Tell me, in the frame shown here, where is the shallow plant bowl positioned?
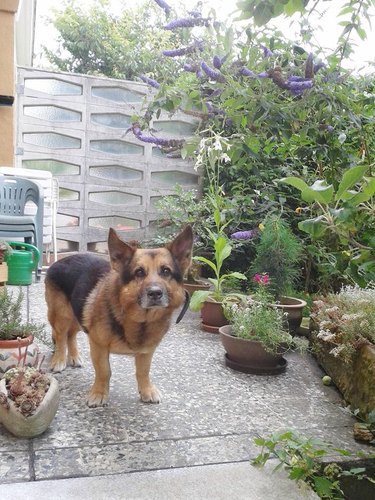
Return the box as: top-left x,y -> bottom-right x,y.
0,375 -> 59,438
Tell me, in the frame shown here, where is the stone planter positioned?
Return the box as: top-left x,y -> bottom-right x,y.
219,325 -> 287,375
0,375 -> 59,438
0,335 -> 39,375
311,336 -> 375,416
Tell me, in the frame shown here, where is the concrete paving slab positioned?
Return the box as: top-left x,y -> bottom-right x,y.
0,461 -> 318,499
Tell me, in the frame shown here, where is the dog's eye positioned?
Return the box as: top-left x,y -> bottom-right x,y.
160,266 -> 171,277
135,267 -> 146,278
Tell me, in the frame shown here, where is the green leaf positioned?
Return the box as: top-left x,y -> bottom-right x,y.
308,180 -> 334,203
189,290 -> 212,312
364,176 -> 375,197
193,255 -> 217,274
298,216 -> 327,238
336,165 -> 367,200
254,3 -> 273,25
279,176 -> 310,193
313,476 -> 335,497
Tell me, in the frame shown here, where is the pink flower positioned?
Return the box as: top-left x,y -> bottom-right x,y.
253,273 -> 269,285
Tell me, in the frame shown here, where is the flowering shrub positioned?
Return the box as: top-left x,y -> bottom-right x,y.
310,284 -> 375,364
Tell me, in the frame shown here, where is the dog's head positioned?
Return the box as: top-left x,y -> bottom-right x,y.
108,226 -> 193,311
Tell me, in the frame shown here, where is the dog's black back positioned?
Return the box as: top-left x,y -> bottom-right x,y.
46,254 -> 110,324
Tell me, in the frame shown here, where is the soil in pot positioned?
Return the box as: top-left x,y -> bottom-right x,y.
219,325 -> 287,375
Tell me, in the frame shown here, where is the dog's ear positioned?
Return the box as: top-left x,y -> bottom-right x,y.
108,228 -> 135,272
166,225 -> 193,275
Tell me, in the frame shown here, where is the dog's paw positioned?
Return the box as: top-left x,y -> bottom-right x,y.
68,355 -> 83,368
139,386 -> 161,404
86,391 -> 109,408
50,357 -> 67,373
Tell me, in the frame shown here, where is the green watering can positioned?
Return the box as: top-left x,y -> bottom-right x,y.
4,242 -> 40,285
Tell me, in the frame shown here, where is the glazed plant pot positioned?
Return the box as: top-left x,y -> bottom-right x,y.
0,335 -> 39,375
201,300 -> 227,333
273,296 -> 307,335
219,325 -> 287,375
0,375 -> 59,438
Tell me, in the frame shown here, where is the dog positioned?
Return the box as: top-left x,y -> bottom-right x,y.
45,226 -> 193,407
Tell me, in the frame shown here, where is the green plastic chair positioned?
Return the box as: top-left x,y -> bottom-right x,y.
0,176 -> 44,280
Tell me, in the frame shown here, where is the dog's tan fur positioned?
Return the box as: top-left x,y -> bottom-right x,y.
45,226 -> 193,407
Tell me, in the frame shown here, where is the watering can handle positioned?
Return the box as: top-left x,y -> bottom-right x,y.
8,242 -> 41,270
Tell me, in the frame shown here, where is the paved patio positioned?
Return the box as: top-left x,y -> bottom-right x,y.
0,278 -> 372,496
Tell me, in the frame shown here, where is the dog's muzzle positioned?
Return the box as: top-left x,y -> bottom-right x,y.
141,284 -> 168,308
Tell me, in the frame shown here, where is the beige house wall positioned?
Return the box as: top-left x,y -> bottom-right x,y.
0,0 -> 20,166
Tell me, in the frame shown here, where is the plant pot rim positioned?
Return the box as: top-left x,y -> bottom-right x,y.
219,324 -> 288,352
0,334 -> 34,349
274,296 -> 307,308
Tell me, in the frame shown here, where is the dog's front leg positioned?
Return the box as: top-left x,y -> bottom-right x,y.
135,352 -> 161,403
87,340 -> 111,407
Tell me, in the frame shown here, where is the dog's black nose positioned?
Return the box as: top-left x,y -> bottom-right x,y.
147,286 -> 163,301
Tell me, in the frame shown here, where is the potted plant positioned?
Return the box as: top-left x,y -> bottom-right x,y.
219,274 -> 307,374
251,214 -> 307,333
0,288 -> 46,375
0,362 -> 59,438
309,284 -> 375,419
189,227 -> 247,332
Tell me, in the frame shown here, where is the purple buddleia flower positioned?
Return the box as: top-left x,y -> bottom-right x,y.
183,63 -> 200,72
288,79 -> 313,96
139,74 -> 160,89
163,41 -> 203,57
201,61 -> 226,82
213,55 -> 227,69
196,69 -> 205,79
288,76 -> 312,82
239,67 -> 257,77
131,127 -> 185,148
231,229 -> 259,240
153,0 -> 171,15
163,17 -> 208,30
260,44 -> 273,58
257,71 -> 270,78
188,10 -> 202,18
314,62 -> 326,74
205,101 -> 225,116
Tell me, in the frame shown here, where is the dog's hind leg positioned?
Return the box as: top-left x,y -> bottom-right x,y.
45,282 -> 81,372
67,330 -> 84,368
135,351 -> 161,403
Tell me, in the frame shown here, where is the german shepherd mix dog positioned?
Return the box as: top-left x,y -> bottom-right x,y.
45,226 -> 193,407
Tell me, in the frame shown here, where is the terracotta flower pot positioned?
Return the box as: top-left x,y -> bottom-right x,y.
273,296 -> 307,334
219,325 -> 287,375
0,335 -> 39,375
0,375 -> 59,438
201,300 -> 227,333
